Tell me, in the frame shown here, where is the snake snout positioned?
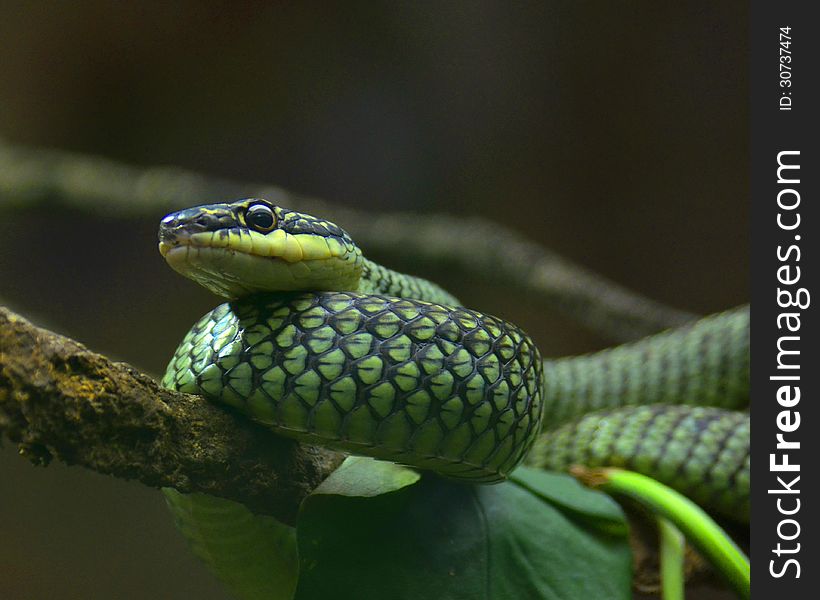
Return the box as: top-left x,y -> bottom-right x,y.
158,205 -> 238,253
158,214 -> 183,244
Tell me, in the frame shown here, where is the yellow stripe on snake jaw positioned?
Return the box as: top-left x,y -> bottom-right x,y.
158,198 -> 363,298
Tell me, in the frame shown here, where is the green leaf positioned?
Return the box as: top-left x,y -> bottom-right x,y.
479,481 -> 631,600
294,475 -> 632,600
164,489 -> 299,600
311,456 -> 421,497
510,466 -> 628,535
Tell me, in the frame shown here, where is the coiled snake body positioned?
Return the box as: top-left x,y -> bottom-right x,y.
159,199 -> 750,595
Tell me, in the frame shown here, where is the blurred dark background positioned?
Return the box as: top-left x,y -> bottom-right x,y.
0,2 -> 747,599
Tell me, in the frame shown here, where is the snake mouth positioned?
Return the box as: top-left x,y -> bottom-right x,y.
162,244 -> 291,298
159,224 -> 341,263
160,234 -> 363,299
158,239 -> 178,257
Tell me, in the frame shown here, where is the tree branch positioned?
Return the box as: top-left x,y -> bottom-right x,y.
0,138 -> 696,341
0,305 -> 343,525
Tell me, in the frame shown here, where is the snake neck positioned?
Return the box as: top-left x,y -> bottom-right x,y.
357,257 -> 461,306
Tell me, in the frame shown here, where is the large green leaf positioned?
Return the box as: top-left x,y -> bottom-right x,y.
510,466 -> 629,536
294,470 -> 632,600
164,489 -> 298,600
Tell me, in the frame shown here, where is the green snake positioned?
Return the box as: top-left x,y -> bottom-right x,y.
158,199 -> 750,596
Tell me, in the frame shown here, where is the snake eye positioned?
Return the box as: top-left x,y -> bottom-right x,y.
246,204 -> 277,232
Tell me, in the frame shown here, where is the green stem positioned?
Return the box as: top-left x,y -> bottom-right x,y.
657,517 -> 685,600
572,467 -> 750,600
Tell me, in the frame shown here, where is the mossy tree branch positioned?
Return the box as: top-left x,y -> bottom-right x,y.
0,306 -> 343,525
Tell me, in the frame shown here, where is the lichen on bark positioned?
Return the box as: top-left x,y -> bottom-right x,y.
0,306 -> 342,525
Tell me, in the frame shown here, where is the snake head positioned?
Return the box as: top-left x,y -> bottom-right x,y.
158,198 -> 363,298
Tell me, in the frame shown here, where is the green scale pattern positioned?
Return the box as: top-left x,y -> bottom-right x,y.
540,305 -> 749,428
358,258 -> 460,307
163,291 -> 545,482
528,405 -> 750,521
